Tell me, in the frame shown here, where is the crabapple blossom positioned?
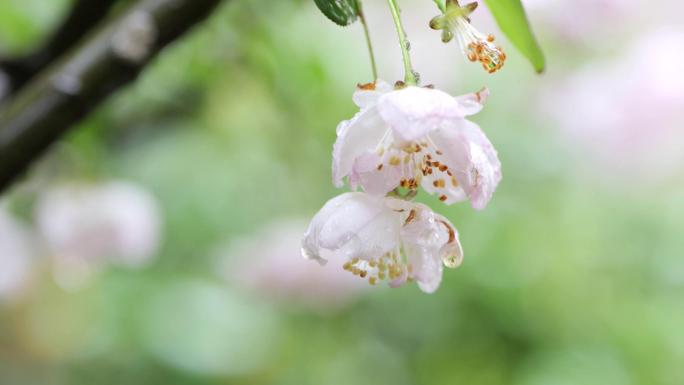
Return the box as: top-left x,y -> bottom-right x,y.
302,192 -> 463,294
333,80 -> 501,210
430,0 -> 506,73
35,181 -> 161,288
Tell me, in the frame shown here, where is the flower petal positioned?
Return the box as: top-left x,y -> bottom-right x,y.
429,119 -> 502,209
407,248 -> 444,293
349,152 -> 403,196
352,79 -> 393,109
377,86 -> 468,145
400,204 -> 450,293
419,143 -> 469,205
301,193 -> 401,264
332,107 -> 388,188
434,213 -> 464,268
454,87 -> 489,116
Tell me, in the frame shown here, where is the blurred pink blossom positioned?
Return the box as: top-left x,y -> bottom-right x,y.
35,181 -> 162,289
0,204 -> 35,301
542,26 -> 684,179
219,219 -> 369,312
523,0 -> 640,43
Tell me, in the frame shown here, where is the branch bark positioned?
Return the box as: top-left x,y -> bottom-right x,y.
0,0 -> 121,98
0,0 -> 223,194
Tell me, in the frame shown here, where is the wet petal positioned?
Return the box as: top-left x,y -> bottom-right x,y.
349,152 -> 403,196
434,213 -> 464,268
401,204 -> 450,293
454,87 -> 489,116
352,79 -> 393,109
429,120 -> 502,209
377,86 -> 466,145
332,107 -> 388,188
301,193 -> 401,264
419,144 -> 469,205
407,247 -> 444,293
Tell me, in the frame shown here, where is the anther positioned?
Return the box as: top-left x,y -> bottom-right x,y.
404,209 -> 417,225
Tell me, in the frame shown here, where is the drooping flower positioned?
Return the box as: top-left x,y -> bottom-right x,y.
430,0 -> 506,73
301,192 -> 463,293
333,81 -> 501,210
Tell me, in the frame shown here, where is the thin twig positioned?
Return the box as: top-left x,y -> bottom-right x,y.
386,0 -> 418,85
356,0 -> 378,81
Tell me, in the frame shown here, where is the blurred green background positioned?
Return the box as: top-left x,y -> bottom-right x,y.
1,0 -> 683,384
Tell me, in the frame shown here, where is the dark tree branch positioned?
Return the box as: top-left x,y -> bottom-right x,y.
0,0 -> 224,194
0,0 -> 121,98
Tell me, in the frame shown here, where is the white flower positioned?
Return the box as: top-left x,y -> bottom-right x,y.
333,81 -> 501,210
430,0 -> 506,73
301,192 -> 463,293
35,181 -> 162,288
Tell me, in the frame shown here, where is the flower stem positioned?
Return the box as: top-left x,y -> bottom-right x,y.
356,0 -> 378,81
386,0 -> 418,85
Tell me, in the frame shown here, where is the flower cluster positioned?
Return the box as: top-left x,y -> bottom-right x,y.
302,81 -> 501,293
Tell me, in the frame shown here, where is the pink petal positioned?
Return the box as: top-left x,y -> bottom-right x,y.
429,120 -> 502,210
400,204 -> 451,293
453,87 -> 489,116
332,107 -> 388,188
349,152 -> 403,196
301,193 -> 401,264
434,213 -> 464,269
377,86 -> 467,145
352,79 -> 393,109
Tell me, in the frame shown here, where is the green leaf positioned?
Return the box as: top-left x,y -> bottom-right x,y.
432,0 -> 446,13
482,0 -> 545,73
313,0 -> 359,26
